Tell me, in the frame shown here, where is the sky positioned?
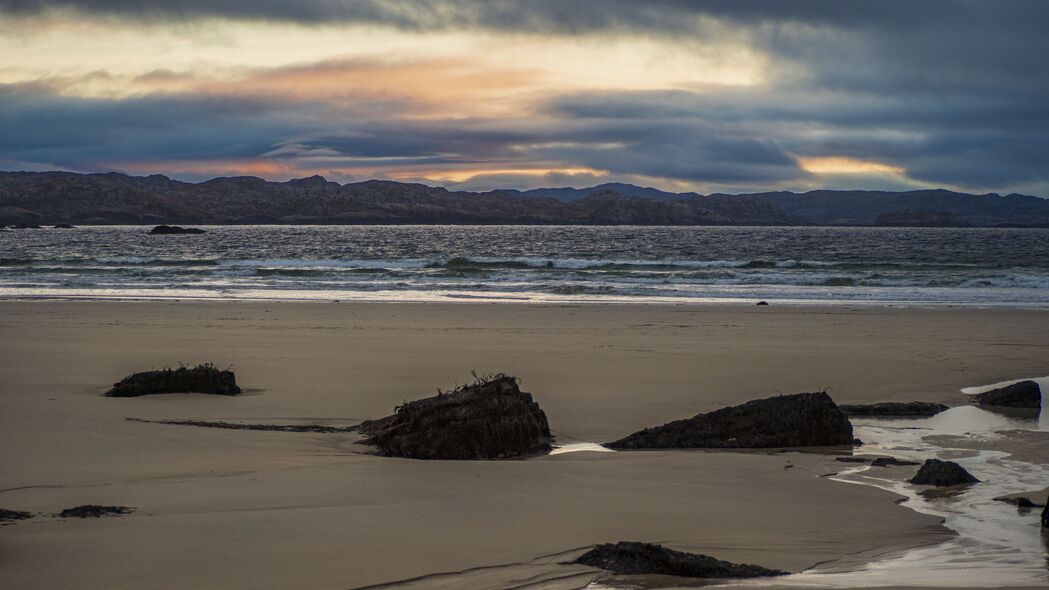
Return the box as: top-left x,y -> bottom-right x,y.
1,1 -> 1047,195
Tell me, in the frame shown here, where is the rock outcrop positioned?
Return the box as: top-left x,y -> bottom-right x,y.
839,402 -> 950,417
909,459 -> 980,486
606,392 -> 853,449
573,542 -> 786,579
106,364 -> 240,397
52,223 -> 76,229
972,380 -> 1041,408
58,505 -> 132,518
149,225 -> 206,235
359,374 -> 551,459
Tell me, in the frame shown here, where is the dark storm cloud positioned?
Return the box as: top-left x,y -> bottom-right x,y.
547,85 -> 1049,190
2,1 -> 1044,34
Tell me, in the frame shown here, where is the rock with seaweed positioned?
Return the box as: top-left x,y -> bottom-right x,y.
972,380 -> 1041,408
839,402 -> 949,417
606,391 -> 853,449
58,505 -> 132,518
359,373 -> 551,459
909,459 -> 980,486
573,542 -> 786,579
106,363 -> 240,397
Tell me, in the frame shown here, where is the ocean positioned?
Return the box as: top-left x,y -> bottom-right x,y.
3,225 -> 1049,306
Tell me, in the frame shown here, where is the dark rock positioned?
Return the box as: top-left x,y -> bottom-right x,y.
573,542 -> 786,579
359,374 -> 551,459
58,505 -> 132,518
972,380 -> 1041,408
0,509 -> 33,522
1042,501 -> 1048,528
52,223 -> 76,229
106,364 -> 240,397
909,459 -> 980,486
993,496 -> 1044,508
606,392 -> 853,449
756,301 -> 769,306
839,402 -> 950,417
871,457 -> 921,467
835,456 -> 869,463
149,225 -> 205,235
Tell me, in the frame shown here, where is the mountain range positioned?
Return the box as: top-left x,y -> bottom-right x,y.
1,171 -> 1047,227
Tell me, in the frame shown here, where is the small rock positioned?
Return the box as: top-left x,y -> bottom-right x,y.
58,505 -> 132,518
52,223 -> 76,229
573,541 -> 786,578
149,225 -> 206,235
756,301 -> 769,306
835,456 -> 869,463
972,380 -> 1041,408
909,459 -> 980,486
0,509 -> 33,522
107,363 -> 240,397
839,402 -> 950,417
871,457 -> 921,467
992,496 -> 1044,508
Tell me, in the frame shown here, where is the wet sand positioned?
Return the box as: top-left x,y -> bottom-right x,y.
1,301 -> 1047,589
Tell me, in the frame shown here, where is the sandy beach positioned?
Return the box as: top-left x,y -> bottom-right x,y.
2,301 -> 1047,589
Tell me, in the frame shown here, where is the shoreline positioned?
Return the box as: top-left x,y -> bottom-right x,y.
2,301 -> 1046,588
5,293 -> 1049,310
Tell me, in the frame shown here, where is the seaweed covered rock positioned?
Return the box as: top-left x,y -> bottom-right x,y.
839,402 -> 949,417
574,542 -> 786,579
909,459 -> 980,486
58,505 -> 132,518
106,364 -> 240,397
149,225 -> 205,235
972,380 -> 1041,408
606,392 -> 853,449
359,374 -> 551,459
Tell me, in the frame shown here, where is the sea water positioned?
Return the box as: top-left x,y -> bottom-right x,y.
3,225 -> 1049,305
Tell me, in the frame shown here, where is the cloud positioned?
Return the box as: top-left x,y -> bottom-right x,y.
0,1 -> 1047,195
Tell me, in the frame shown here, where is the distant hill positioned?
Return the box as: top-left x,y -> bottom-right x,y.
504,183 -> 689,203
1,172 -> 1046,227
0,172 -> 790,226
745,189 -> 1049,227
